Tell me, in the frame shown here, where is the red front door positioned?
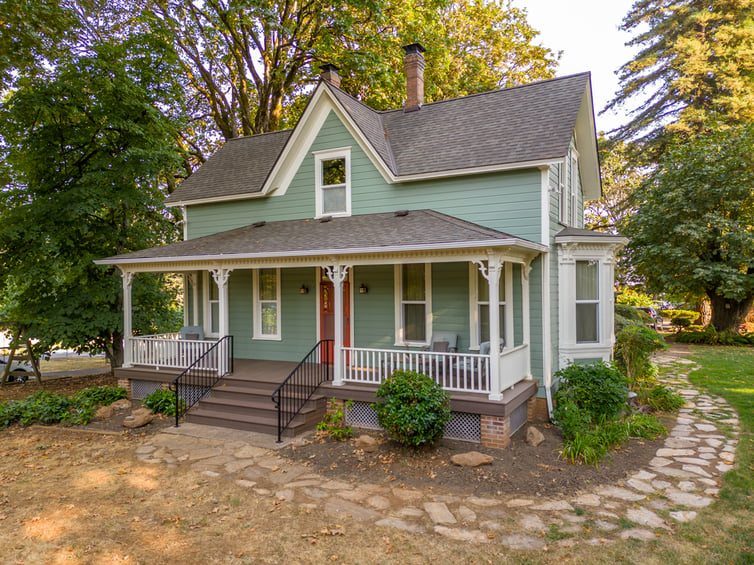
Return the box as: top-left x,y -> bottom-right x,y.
320,269 -> 350,362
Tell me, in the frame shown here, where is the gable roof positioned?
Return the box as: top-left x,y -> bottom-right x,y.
97,209 -> 545,265
166,73 -> 597,206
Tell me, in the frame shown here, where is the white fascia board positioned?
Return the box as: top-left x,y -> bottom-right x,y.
393,159 -> 558,183
95,238 -> 547,267
575,83 -> 601,201
555,235 -> 628,246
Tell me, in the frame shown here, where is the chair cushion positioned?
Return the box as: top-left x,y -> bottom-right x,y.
183,333 -> 200,341
432,341 -> 449,352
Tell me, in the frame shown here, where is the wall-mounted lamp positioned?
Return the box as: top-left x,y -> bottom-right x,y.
299,284 -> 309,295
359,283 -> 368,294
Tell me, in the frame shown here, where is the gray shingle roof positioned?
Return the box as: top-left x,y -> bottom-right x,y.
166,73 -> 591,204
99,210 -> 536,264
164,130 -> 291,205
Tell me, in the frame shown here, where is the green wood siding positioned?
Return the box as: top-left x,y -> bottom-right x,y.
352,265 -> 394,349
186,111 -> 543,242
431,263 -> 470,352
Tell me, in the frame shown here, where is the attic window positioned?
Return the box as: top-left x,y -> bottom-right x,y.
314,147 -> 351,218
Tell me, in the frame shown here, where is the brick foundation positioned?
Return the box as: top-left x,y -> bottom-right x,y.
117,378 -> 132,398
325,398 -> 345,417
480,414 -> 511,449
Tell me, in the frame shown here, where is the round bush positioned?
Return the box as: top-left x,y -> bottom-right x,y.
553,362 -> 628,429
372,370 -> 451,447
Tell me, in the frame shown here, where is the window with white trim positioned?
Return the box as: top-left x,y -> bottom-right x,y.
575,260 -> 599,343
254,268 -> 281,339
570,150 -> 580,226
314,148 -> 351,217
557,162 -> 567,224
396,264 -> 431,345
203,272 -> 219,337
476,267 -> 505,345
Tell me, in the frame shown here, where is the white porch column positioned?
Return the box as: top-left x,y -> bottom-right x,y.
186,272 -> 199,327
210,268 -> 232,338
476,258 -> 503,401
325,264 -> 350,386
522,260 -> 533,377
120,270 -> 134,367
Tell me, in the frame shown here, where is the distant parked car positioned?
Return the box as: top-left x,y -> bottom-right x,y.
0,357 -> 34,382
635,306 -> 662,330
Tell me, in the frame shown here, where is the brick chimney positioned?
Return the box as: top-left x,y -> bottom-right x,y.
402,43 -> 425,112
320,63 -> 341,88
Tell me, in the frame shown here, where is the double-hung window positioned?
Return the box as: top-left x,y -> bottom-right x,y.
397,264 -> 431,345
575,260 -> 599,343
314,148 -> 351,217
254,268 -> 281,339
477,267 -> 505,345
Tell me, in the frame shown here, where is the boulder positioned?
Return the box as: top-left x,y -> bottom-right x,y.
123,409 -> 154,429
95,405 -> 114,420
450,451 -> 494,467
525,426 -> 545,447
110,399 -> 132,411
355,435 -> 379,453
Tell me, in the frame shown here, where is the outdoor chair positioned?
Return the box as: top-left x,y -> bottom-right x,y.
180,325 -> 204,341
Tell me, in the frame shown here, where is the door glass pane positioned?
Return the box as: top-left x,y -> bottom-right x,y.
261,303 -> 278,335
259,269 -> 276,300
322,158 -> 346,186
322,186 -> 346,214
402,264 -> 425,301
576,303 -> 598,342
404,303 -> 426,342
211,302 -> 219,334
576,261 -> 599,300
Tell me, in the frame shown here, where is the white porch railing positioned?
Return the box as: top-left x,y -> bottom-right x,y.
342,347 -> 491,394
499,344 -> 530,391
129,334 -> 218,371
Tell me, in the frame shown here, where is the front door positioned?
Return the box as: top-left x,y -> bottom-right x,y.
319,269 -> 350,363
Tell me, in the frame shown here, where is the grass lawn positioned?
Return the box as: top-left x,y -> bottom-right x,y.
38,354 -> 110,373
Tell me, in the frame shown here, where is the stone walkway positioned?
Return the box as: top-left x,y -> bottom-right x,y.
134,350 -> 739,549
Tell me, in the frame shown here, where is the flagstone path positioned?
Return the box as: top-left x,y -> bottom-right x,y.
135,349 -> 739,549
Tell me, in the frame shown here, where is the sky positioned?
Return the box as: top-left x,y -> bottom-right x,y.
520,0 -> 639,135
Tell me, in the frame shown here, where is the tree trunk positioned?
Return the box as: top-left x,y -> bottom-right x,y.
106,331 -> 124,371
26,338 -> 43,385
707,292 -> 754,332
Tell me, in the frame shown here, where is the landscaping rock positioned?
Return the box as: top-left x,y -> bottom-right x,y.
95,405 -> 114,420
110,399 -> 132,410
450,451 -> 494,467
123,409 -> 153,428
525,426 -> 545,446
355,435 -> 378,453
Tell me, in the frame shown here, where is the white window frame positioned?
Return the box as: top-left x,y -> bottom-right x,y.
468,262 -> 510,349
202,271 -> 220,338
575,260 -> 600,344
314,147 -> 351,218
253,268 -> 281,340
557,162 -> 567,225
570,149 -> 580,227
394,264 -> 432,346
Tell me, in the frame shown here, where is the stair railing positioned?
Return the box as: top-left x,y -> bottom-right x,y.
271,339 -> 333,442
169,335 -> 234,427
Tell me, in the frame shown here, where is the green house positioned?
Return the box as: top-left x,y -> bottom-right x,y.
98,45 -> 626,446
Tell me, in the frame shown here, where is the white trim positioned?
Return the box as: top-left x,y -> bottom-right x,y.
97,238 -> 547,267
202,271 -> 220,338
504,262 -> 514,347
253,267 -> 282,340
469,261 -> 508,350
314,147 -> 352,218
468,263 -> 480,349
394,263 -> 432,347
540,167 -> 550,246
575,260 -> 600,344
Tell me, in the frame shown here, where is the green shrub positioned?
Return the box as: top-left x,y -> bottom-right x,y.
670,316 -> 692,331
676,326 -> 754,346
615,304 -> 644,333
73,386 -> 127,407
553,362 -> 628,428
615,288 -> 655,307
624,413 -> 666,438
372,370 -> 451,447
143,388 -> 185,416
317,399 -> 354,440
638,383 -> 685,412
614,325 -> 667,387
660,309 -> 700,324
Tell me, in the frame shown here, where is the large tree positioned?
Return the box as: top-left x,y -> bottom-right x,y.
622,125 -> 754,331
0,40 -> 184,367
604,0 -> 754,155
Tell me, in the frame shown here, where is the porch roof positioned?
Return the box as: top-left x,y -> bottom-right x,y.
97,209 -> 546,267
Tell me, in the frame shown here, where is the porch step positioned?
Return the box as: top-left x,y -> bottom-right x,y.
186,399 -> 324,436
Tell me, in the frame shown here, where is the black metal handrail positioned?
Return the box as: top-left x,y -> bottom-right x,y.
271,339 -> 333,442
170,335 -> 234,427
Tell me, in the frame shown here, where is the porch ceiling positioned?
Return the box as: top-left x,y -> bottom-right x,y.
96,209 -> 546,271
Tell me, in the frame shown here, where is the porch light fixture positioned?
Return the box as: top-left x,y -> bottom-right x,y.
359,283 -> 368,294
299,284 -> 309,295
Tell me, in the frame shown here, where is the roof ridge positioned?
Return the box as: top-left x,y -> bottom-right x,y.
377,72 -> 591,115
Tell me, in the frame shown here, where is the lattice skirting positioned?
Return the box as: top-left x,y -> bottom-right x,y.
346,401 -> 482,443
131,380 -> 162,400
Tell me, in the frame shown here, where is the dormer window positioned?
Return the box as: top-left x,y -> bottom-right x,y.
314,148 -> 351,217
